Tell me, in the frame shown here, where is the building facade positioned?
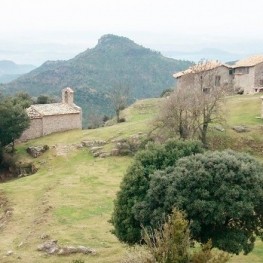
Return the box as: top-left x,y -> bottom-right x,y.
174,55 -> 263,94
232,55 -> 263,94
20,87 -> 82,141
174,61 -> 233,93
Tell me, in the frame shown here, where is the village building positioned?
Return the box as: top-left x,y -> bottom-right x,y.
173,55 -> 263,95
173,61 -> 233,92
232,55 -> 263,94
20,87 -> 82,141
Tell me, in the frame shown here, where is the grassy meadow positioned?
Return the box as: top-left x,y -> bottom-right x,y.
0,95 -> 263,262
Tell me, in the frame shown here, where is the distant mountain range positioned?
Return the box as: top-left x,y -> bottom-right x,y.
163,48 -> 243,63
0,34 -> 193,127
0,60 -> 36,83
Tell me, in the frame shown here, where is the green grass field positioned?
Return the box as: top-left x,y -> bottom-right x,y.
0,95 -> 263,262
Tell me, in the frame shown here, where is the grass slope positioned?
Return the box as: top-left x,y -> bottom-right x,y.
0,95 -> 263,262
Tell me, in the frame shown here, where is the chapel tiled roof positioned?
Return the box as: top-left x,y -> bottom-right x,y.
234,55 -> 263,67
27,103 -> 81,119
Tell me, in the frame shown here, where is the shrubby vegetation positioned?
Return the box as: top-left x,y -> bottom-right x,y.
36,94 -> 57,104
113,144 -> 263,255
0,93 -> 31,155
111,140 -> 204,243
122,209 -> 230,263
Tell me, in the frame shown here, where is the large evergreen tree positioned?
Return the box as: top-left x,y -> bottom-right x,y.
0,94 -> 30,153
140,150 -> 263,254
111,140 -> 204,244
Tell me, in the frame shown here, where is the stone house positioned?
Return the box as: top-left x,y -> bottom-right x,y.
173,61 -> 233,92
173,55 -> 263,94
232,55 -> 263,94
20,87 -> 82,141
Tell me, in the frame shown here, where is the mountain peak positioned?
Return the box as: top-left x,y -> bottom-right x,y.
98,34 -> 135,45
96,34 -> 143,52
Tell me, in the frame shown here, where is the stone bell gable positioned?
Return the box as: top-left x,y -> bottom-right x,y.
62,87 -> 74,105
20,87 -> 82,141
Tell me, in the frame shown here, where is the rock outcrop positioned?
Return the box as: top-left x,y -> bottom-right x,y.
37,240 -> 96,256
26,145 -> 49,158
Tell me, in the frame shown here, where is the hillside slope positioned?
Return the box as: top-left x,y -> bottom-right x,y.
0,34 -> 193,125
0,95 -> 262,262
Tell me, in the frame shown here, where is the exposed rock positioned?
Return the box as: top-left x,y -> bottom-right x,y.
112,133 -> 145,156
9,162 -> 38,177
26,145 -> 49,158
37,240 -> 95,256
90,146 -> 103,152
37,240 -> 59,254
98,152 -> 111,158
18,242 -> 24,248
82,140 -> 106,147
6,250 -> 13,256
57,245 -> 95,255
214,125 -> 225,132
40,233 -> 50,239
232,125 -> 250,133
75,143 -> 84,149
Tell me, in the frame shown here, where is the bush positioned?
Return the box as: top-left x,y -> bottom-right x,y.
111,140 -> 204,244
118,117 -> 126,123
143,209 -> 190,263
142,150 -> 263,254
142,209 -> 229,263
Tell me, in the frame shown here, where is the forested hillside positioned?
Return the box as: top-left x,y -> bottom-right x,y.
1,35 -> 193,126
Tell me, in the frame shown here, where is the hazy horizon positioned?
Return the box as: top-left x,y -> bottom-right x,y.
1,0 -> 263,65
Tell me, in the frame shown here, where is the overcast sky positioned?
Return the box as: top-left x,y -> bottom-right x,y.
1,0 -> 263,65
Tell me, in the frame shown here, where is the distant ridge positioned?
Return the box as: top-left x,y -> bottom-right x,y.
0,34 -> 193,126
0,60 -> 36,83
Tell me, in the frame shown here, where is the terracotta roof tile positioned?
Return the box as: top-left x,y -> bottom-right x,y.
173,61 -> 229,78
235,55 -> 263,67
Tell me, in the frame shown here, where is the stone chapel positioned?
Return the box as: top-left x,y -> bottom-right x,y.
20,87 -> 82,141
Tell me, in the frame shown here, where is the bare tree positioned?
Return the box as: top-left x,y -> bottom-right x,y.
191,60 -> 227,147
156,60 -> 228,147
109,83 -> 130,123
155,87 -> 199,140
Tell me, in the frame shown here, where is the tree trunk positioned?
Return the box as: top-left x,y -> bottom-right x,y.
200,122 -> 208,148
116,109 -> 120,123
11,140 -> 15,153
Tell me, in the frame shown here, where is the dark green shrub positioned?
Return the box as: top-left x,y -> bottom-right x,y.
143,150 -> 263,254
111,140 -> 204,244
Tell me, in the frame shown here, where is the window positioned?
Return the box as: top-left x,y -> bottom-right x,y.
260,79 -> 263,86
235,67 -> 249,74
215,75 -> 221,87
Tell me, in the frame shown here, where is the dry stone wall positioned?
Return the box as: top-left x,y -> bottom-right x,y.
42,113 -> 81,136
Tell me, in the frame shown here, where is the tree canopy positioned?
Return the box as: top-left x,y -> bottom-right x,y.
111,140 -> 204,244
0,94 -> 30,152
139,150 -> 263,254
